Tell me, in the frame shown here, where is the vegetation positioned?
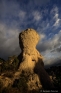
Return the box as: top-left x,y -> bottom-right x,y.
0,56 -> 19,73
46,66 -> 61,89
0,56 -> 61,92
0,72 -> 28,93
11,57 -> 19,71
13,72 -> 28,92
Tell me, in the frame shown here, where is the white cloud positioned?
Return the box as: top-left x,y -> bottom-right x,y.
39,34 -> 46,41
53,13 -> 58,19
32,11 -> 42,21
40,34 -> 46,39
53,18 -> 60,27
50,6 -> 58,15
53,13 -> 61,27
50,6 -> 61,28
37,30 -> 61,65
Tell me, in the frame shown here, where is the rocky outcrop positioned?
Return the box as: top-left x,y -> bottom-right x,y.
15,28 -> 54,90
0,28 -> 54,92
14,28 -> 43,90
0,76 -> 12,88
18,28 -> 43,70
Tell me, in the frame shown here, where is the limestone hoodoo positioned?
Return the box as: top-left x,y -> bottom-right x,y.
0,28 -> 55,91
18,28 -> 43,70
15,28 -> 54,90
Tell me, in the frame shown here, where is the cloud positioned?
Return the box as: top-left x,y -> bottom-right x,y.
37,30 -> 61,65
56,46 -> 61,52
32,11 -> 42,21
52,46 -> 61,52
53,18 -> 60,27
38,30 -> 61,52
0,23 -> 20,59
50,6 -> 58,15
53,13 -> 61,27
50,6 -> 61,28
18,10 -> 26,20
0,0 -> 61,66
44,55 -> 61,66
40,34 -> 46,40
54,13 -> 58,19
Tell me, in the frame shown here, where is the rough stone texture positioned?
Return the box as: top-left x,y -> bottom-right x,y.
18,28 -> 43,71
27,74 -> 42,90
0,28 -> 54,91
14,29 -> 44,90
0,76 -> 12,88
14,28 -> 54,90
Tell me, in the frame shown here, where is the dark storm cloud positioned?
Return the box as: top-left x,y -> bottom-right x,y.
0,24 -> 20,59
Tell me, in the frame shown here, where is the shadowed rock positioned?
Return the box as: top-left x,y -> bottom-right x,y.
34,58 -> 54,89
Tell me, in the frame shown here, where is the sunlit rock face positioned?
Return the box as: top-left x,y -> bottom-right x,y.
16,28 -> 54,90
18,28 -> 43,71
0,28 -> 56,91
14,28 -> 43,90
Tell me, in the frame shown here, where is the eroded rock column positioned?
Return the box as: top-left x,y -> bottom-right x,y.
15,28 -> 54,90
18,28 -> 43,71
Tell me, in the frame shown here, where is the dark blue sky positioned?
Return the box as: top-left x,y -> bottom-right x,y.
0,0 -> 61,65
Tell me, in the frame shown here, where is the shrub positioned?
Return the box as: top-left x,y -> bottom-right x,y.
13,72 -> 28,93
1,57 -> 19,72
11,57 -> 19,71
53,72 -> 61,89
